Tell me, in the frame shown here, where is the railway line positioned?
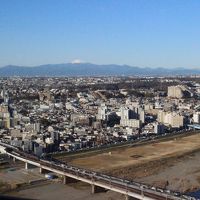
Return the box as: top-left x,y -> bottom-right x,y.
0,142 -> 195,200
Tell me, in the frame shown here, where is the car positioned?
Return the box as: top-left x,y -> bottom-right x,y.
165,189 -> 171,194
174,192 -> 181,196
157,188 -> 163,193
151,186 -> 156,190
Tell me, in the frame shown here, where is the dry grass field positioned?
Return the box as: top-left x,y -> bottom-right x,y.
58,133 -> 200,192
67,134 -> 200,171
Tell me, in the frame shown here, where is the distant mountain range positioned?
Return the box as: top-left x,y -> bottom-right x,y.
0,63 -> 199,77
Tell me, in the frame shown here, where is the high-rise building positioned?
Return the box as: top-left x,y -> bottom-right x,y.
120,119 -> 141,128
193,112 -> 200,124
1,87 -> 9,104
158,110 -> 184,128
168,85 -> 192,98
153,122 -> 165,134
97,103 -> 108,120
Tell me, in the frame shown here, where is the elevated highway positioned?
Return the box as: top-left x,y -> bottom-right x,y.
0,142 -> 194,200
188,124 -> 200,130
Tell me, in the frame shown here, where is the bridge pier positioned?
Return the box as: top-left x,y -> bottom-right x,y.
25,162 -> 30,170
39,167 -> 44,174
91,184 -> 106,194
39,167 -> 51,174
63,176 -> 78,184
13,157 -> 16,162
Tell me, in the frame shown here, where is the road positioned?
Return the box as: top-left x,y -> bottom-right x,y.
0,142 -> 193,200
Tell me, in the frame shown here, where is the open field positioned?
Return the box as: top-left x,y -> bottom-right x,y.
58,133 -> 200,193
53,131 -> 198,159
67,134 -> 200,171
3,133 -> 200,199
6,182 -> 125,200
136,150 -> 200,193
1,161 -> 124,200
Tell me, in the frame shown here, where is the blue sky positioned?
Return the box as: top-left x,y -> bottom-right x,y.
0,0 -> 200,68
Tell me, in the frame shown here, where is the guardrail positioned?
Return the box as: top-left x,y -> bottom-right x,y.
0,142 -> 195,200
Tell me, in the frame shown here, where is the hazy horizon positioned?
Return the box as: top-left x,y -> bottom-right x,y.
0,62 -> 199,70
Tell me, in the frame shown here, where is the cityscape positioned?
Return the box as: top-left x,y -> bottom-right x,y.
1,76 -> 200,199
1,1 -> 200,200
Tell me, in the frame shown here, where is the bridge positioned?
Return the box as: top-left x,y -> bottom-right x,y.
188,124 -> 200,130
0,142 -> 193,200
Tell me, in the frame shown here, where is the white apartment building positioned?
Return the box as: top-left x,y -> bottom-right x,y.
120,119 -> 141,128
168,85 -> 192,99
97,104 -> 108,120
158,110 -> 184,128
193,112 -> 200,124
168,85 -> 184,98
